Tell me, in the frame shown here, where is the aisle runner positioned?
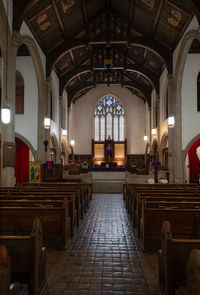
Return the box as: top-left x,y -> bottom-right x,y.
48,194 -> 159,295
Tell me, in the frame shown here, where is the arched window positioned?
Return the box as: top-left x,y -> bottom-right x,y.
94,95 -> 125,141
197,72 -> 200,112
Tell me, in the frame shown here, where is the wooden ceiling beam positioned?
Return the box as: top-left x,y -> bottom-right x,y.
51,0 -> 68,39
106,0 -> 111,47
13,0 -> 39,31
192,0 -> 200,24
127,0 -> 135,43
59,63 -> 159,95
173,12 -> 195,51
151,0 -> 165,36
124,71 -> 151,91
81,0 -> 90,42
166,0 -> 190,16
68,80 -> 151,106
47,35 -> 172,75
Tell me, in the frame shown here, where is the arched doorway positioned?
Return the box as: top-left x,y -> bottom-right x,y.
0,136 -> 30,184
15,137 -> 30,184
185,137 -> 200,183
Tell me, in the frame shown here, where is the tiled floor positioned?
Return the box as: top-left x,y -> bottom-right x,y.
47,194 -> 159,295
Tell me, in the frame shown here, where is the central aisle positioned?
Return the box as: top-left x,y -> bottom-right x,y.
48,194 -> 159,295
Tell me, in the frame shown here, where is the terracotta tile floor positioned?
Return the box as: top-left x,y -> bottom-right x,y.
47,194 -> 159,295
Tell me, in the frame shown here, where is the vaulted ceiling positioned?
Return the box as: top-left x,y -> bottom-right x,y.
12,0 -> 200,105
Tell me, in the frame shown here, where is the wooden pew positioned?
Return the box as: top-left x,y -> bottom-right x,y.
21,181 -> 92,207
140,207 -> 200,251
0,245 -> 20,295
0,218 -> 48,295
124,184 -> 200,214
0,201 -> 70,249
0,191 -> 77,236
124,183 -> 199,204
132,191 -> 200,227
158,221 -> 200,295
187,249 -> 200,295
136,198 -> 200,235
0,187 -> 84,225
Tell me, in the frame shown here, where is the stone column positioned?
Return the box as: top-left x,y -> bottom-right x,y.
67,106 -> 70,163
57,96 -> 63,163
35,77 -> 51,163
1,44 -> 16,186
167,74 -> 175,183
174,72 -> 184,183
155,94 -> 161,157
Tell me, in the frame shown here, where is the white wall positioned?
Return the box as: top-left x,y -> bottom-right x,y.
73,85 -> 147,155
15,56 -> 38,150
50,70 -> 60,146
182,53 -> 200,150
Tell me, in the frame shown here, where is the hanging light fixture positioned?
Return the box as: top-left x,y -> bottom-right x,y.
144,135 -> 148,142
1,0 -> 11,124
62,129 -> 67,136
152,128 -> 156,136
168,115 -> 175,128
44,116 -> 50,129
70,139 -> 75,146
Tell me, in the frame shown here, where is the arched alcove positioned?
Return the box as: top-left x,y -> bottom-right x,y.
173,28 -> 200,181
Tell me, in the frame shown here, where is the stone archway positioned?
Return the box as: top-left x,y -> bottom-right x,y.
183,134 -> 200,183
15,132 -> 36,160
173,28 -> 200,182
13,33 -> 46,162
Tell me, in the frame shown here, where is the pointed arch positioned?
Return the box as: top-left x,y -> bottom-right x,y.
13,33 -> 46,160
174,28 -> 200,181
94,94 -> 125,141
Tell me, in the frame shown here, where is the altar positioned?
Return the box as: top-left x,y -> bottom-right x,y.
92,138 -> 127,169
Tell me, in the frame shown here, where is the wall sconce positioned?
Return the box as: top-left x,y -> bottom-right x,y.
1,106 -> 11,124
168,115 -> 175,128
144,135 -> 148,142
44,117 -> 50,129
62,129 -> 67,136
70,139 -> 75,146
152,128 -> 156,136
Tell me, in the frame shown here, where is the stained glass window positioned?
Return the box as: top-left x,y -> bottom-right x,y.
95,116 -> 99,141
94,95 -> 125,141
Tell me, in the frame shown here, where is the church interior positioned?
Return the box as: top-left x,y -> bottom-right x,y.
1,0 -> 200,294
